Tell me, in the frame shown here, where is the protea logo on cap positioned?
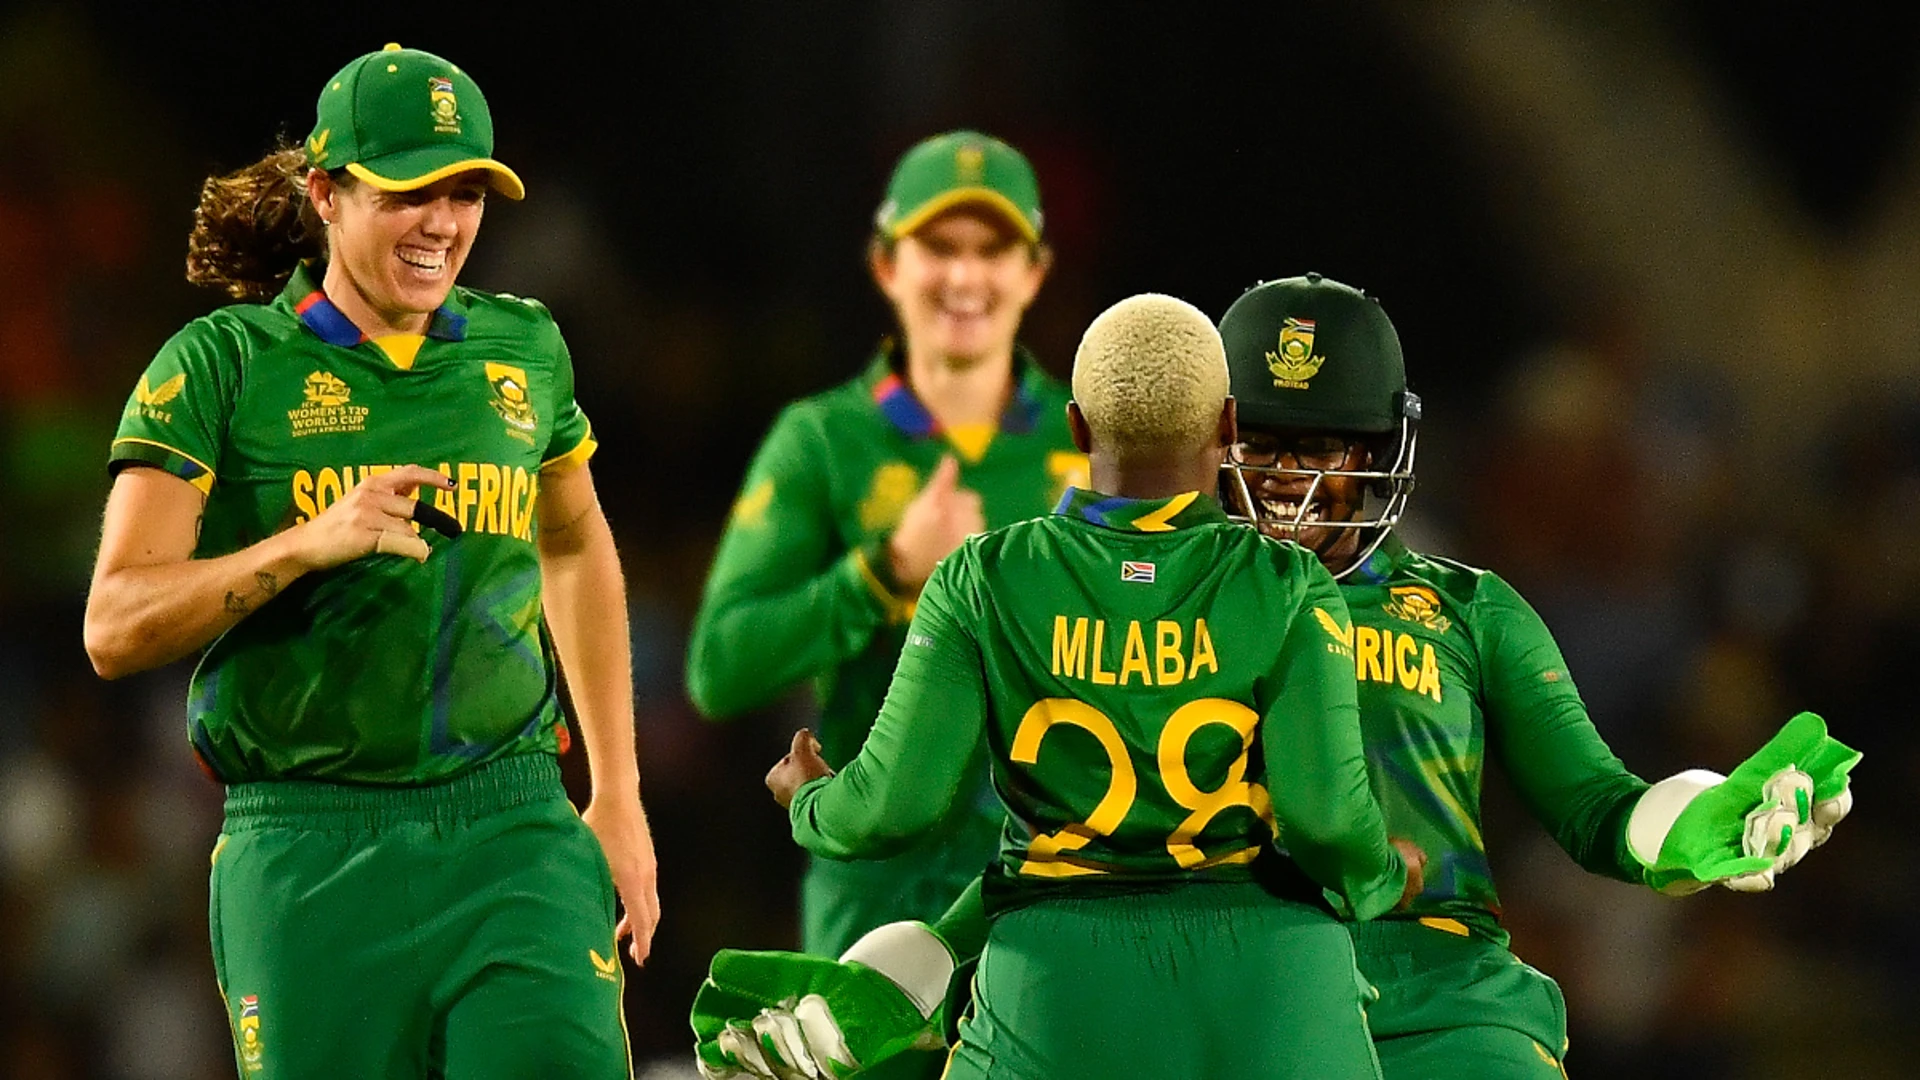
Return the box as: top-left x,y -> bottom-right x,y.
428,76 -> 461,134
955,144 -> 986,183
1266,317 -> 1327,390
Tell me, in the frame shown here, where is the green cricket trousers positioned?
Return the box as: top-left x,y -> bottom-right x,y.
208,753 -> 631,1079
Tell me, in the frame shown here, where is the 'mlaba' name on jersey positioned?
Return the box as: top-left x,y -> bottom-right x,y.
290,463 -> 540,541
1051,615 -> 1219,688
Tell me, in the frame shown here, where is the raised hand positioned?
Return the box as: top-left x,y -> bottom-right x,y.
767,729 -> 835,809
1628,712 -> 1862,895
885,456 -> 985,592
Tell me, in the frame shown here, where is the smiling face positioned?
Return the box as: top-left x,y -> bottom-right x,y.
1227,427 -> 1375,570
308,168 -> 487,335
871,206 -> 1050,369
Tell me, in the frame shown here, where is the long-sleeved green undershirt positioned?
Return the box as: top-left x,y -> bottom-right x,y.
907,531 -> 1654,957
686,349 -> 1085,774
790,490 -> 1408,922
1338,533 -> 1650,942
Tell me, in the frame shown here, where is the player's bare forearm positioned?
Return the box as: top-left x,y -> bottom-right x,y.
538,461 -> 660,961
537,463 -> 640,799
87,539 -> 306,677
85,468 -> 309,678
88,464 -> 455,679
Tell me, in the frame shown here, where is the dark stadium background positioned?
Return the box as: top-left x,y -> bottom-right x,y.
3,3 -> 1916,1076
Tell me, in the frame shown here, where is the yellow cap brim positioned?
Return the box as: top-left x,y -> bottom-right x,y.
887,187 -> 1038,243
345,159 -> 526,201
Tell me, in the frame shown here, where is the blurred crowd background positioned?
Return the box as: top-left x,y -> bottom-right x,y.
2,3 -> 1916,1077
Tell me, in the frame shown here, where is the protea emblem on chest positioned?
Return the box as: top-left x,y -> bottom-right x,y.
1383,585 -> 1451,633
485,363 -> 537,431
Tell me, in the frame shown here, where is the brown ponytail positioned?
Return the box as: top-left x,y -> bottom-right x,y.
184,144 -> 326,302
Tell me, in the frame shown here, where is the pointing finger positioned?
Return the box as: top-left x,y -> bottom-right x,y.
371,465 -> 455,497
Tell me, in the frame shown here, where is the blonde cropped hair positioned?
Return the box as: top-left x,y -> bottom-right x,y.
1071,293 -> 1230,461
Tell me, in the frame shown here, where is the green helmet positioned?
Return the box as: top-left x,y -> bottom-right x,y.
1217,273 -> 1420,576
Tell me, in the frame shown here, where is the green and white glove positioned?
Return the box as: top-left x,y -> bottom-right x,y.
1628,711 -> 1862,895
691,921 -> 956,1080
1799,728 -> 1859,850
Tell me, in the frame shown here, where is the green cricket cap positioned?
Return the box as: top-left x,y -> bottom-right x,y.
306,43 -> 524,200
1219,273 -> 1408,433
874,131 -> 1042,243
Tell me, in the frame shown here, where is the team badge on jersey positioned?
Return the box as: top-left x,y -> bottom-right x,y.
484,363 -> 538,441
1266,317 -> 1327,390
290,371 -> 369,437
130,372 -> 186,423
237,994 -> 265,1072
1384,585 -> 1452,632
860,462 -> 919,531
1120,561 -> 1156,583
428,76 -> 461,134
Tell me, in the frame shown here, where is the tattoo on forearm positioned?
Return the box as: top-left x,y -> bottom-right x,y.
224,573 -> 281,618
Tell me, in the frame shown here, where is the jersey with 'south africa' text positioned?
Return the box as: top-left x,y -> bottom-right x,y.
1337,533 -> 1650,945
790,489 -> 1407,922
108,261 -> 596,785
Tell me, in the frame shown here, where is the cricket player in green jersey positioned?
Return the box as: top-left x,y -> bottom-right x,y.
685,130 -> 1088,1076
688,277 -> 1860,1080
1210,274 -> 1854,1077
746,293 -> 1419,1080
83,44 -> 656,1079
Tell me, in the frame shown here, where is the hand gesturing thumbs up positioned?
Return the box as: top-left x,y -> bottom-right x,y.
885,456 -> 985,593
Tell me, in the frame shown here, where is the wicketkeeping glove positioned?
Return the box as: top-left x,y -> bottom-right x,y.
1799,728 -> 1858,849
1627,711 -> 1861,895
691,921 -> 956,1080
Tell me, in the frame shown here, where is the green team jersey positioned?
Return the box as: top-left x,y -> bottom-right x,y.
790,488 -> 1408,921
686,348 -> 1086,818
1339,534 -> 1650,944
108,262 -> 597,785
